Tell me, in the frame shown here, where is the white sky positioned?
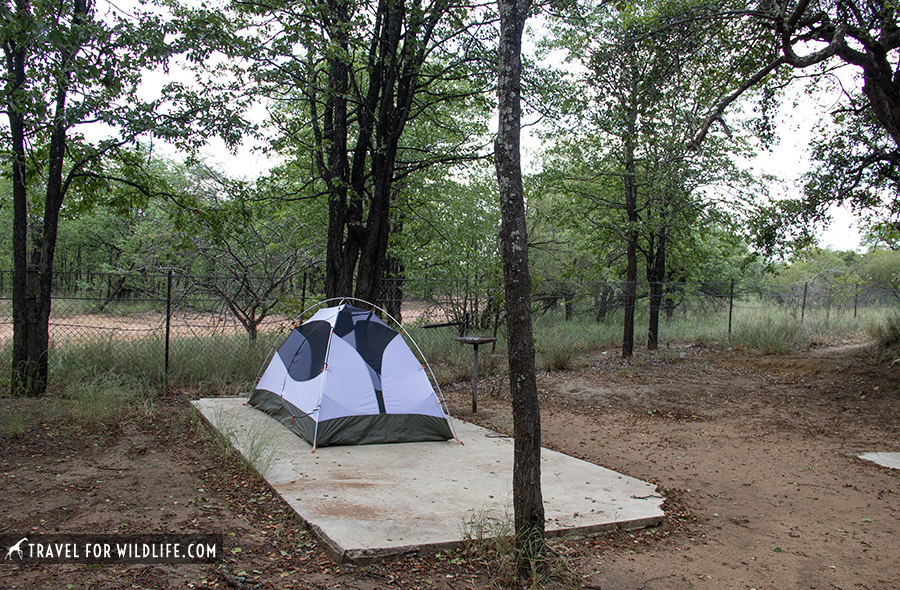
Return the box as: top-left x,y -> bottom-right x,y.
741,74 -> 863,252
100,2 -> 866,253
198,88 -> 866,252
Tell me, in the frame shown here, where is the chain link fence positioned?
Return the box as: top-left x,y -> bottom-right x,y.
381,276 -> 900,335
0,271 -> 898,390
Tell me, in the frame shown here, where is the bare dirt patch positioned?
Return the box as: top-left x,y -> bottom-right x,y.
2,343 -> 899,589
447,343 -> 900,590
0,311 -> 294,344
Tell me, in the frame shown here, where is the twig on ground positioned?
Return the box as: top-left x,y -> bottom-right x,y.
218,564 -> 263,590
638,576 -> 667,589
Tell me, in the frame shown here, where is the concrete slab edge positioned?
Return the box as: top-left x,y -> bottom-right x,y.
190,400 -> 665,565
189,402 -> 421,565
335,515 -> 666,565
857,452 -> 900,470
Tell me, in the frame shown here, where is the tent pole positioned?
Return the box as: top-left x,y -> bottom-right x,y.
311,305 -> 340,451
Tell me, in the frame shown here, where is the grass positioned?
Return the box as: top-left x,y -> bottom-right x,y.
0,300 -> 896,411
199,407 -> 278,478
2,412 -> 27,438
42,331 -> 269,395
729,313 -> 804,354
406,326 -> 507,384
55,371 -> 158,430
458,507 -> 578,589
867,313 -> 900,347
729,305 -> 900,353
459,507 -> 518,587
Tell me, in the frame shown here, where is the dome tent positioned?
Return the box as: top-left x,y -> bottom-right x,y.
248,301 -> 455,449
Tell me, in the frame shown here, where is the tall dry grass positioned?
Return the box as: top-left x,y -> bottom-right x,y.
0,301 -> 895,417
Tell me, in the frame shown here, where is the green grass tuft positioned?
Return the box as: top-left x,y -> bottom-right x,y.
867,314 -> 900,347
2,412 -> 27,438
730,315 -> 803,355
55,371 -> 157,429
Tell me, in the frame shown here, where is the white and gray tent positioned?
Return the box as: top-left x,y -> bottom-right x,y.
248,302 -> 455,449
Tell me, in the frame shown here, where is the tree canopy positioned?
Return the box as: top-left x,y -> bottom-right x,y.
4,0 -> 897,404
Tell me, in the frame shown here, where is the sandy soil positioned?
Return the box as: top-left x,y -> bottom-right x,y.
1,343 -> 898,589
0,304 -> 446,344
0,311 -> 294,344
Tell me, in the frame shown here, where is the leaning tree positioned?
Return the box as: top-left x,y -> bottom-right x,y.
691,0 -> 900,236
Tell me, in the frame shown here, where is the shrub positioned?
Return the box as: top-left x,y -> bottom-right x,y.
731,316 -> 803,355
867,314 -> 900,347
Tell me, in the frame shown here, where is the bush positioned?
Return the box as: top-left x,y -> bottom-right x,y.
867,314 -> 900,347
538,339 -> 578,372
731,316 -> 803,355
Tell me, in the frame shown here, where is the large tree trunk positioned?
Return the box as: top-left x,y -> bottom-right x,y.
322,0 -> 424,303
7,0 -> 87,396
495,0 -> 544,575
354,161 -> 393,304
6,1 -> 35,395
647,222 -> 665,350
322,2 -> 353,300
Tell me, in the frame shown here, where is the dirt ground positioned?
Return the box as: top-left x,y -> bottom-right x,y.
1,342 -> 899,590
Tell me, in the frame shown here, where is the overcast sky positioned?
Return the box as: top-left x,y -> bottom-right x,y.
135,8 -> 865,254
743,75 -> 863,252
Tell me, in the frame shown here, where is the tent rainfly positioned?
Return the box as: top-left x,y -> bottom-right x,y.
248,303 -> 454,449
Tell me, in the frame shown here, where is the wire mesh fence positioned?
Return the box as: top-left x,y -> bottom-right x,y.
382,277 -> 900,336
0,270 -> 897,390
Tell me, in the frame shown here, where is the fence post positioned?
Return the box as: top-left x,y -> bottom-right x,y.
854,284 -> 859,319
165,270 -> 172,390
728,279 -> 734,342
301,272 -> 307,311
800,281 -> 808,326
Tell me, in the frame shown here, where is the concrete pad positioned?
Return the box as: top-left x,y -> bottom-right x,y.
858,452 -> 900,470
192,397 -> 665,563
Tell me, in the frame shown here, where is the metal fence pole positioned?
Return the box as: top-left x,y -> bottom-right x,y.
165,270 -> 172,390
801,281 -> 808,326
854,284 -> 859,319
301,272 -> 307,311
728,279 -> 734,342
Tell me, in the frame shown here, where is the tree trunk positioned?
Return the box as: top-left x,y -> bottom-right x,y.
595,283 -> 613,323
323,4 -> 353,300
7,0 -> 88,396
622,151 -> 638,359
30,1 -> 83,395
647,223 -> 665,350
6,2 -> 34,395
496,0 -> 544,575
354,163 -> 393,304
322,0 -> 421,303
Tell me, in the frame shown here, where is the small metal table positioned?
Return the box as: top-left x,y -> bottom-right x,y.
455,336 -> 497,413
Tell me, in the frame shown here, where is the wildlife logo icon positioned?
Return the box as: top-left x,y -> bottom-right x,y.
4,537 -> 28,560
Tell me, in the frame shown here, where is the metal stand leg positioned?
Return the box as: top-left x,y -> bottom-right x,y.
471,343 -> 479,413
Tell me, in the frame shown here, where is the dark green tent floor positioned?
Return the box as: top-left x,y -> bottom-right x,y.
192,397 -> 665,563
